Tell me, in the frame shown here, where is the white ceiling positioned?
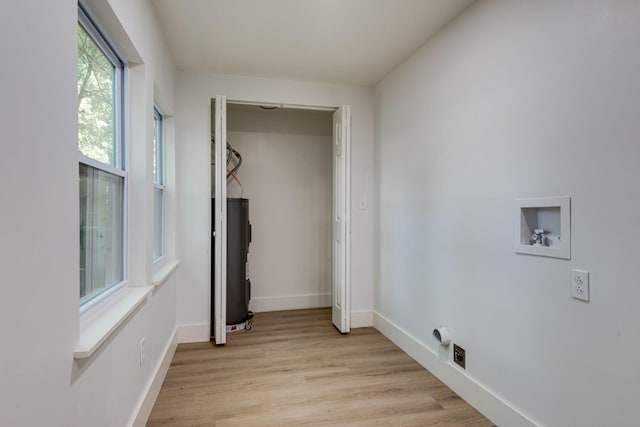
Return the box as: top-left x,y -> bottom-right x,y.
152,0 -> 475,86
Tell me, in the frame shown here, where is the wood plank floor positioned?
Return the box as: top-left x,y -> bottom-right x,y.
147,308 -> 493,426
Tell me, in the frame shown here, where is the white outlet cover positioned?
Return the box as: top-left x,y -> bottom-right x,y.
358,195 -> 367,210
140,338 -> 146,366
571,269 -> 589,302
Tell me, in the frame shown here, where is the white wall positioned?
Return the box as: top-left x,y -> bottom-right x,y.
0,0 -> 178,426
374,1 -> 640,426
226,106 -> 333,312
176,72 -> 375,339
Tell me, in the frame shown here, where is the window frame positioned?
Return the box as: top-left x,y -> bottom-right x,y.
78,5 -> 128,312
153,107 -> 166,262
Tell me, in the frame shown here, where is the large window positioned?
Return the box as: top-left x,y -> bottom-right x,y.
78,7 -> 126,306
153,108 -> 165,261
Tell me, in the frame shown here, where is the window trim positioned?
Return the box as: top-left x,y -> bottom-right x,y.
78,4 -> 128,310
153,107 -> 166,263
153,107 -> 165,186
79,154 -> 127,179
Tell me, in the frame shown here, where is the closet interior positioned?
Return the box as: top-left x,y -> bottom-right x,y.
210,102 -> 334,337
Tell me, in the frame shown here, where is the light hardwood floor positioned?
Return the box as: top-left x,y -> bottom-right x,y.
147,308 -> 493,426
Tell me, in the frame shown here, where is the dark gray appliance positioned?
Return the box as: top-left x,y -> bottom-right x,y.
211,198 -> 252,340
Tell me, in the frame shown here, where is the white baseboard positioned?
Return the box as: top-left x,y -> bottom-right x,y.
350,310 -> 374,328
177,323 -> 210,343
249,293 -> 331,312
129,326 -> 178,427
373,312 -> 538,427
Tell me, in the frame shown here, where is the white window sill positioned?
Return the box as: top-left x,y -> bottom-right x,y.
152,259 -> 180,287
75,286 -> 152,359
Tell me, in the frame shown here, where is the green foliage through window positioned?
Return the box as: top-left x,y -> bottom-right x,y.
77,23 -> 116,165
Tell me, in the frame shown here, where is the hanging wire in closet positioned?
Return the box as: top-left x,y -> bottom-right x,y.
211,134 -> 244,196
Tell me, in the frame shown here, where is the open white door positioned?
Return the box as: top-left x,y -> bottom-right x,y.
332,106 -> 351,333
213,95 -> 227,345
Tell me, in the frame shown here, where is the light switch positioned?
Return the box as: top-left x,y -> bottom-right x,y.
359,195 -> 367,210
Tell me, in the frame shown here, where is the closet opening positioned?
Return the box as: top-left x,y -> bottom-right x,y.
210,98 -> 351,344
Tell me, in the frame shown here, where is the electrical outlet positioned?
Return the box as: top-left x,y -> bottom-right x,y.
140,338 -> 146,366
571,269 -> 589,302
453,344 -> 466,369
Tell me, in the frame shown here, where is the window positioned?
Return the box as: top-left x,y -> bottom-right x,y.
78,6 -> 126,306
153,107 -> 165,261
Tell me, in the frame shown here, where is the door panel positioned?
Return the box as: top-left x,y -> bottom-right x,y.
213,95 -> 227,344
332,106 -> 351,333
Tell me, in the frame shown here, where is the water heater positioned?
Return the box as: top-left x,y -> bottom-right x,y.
211,198 -> 252,339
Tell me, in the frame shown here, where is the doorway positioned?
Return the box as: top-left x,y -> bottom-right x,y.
211,97 -> 351,344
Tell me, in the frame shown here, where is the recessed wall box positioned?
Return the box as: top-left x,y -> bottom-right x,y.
515,197 -> 570,259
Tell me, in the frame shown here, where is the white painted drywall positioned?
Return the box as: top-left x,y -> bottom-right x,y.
374,1 -> 640,426
176,72 -> 375,338
224,106 -> 333,312
0,0 -> 178,426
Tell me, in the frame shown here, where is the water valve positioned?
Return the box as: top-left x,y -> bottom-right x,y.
531,229 -> 546,246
